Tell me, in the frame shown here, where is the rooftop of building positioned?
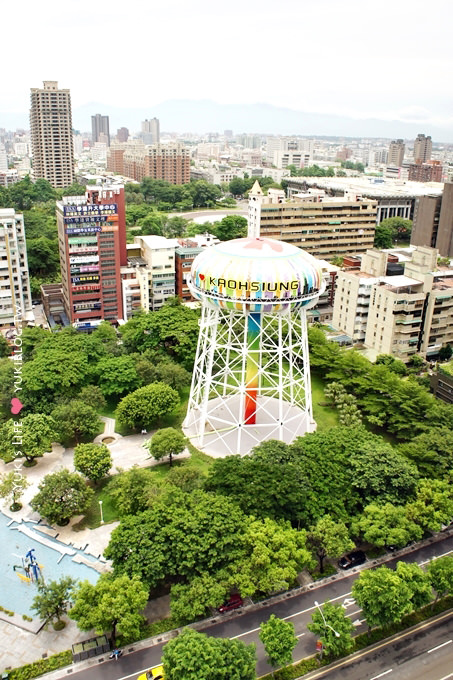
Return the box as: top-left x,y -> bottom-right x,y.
287,175 -> 445,199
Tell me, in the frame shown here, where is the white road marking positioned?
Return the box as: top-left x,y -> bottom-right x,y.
427,639 -> 452,654
230,626 -> 261,638
369,669 -> 393,680
436,673 -> 453,680
296,632 -> 306,638
419,549 -> 453,567
231,591 -> 354,638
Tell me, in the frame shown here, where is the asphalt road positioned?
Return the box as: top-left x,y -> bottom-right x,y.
301,610 -> 453,680
58,533 -> 453,680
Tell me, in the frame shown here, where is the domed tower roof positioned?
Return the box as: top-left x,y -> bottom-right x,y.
189,236 -> 324,313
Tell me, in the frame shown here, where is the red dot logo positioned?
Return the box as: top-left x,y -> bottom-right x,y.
199,274 -> 205,281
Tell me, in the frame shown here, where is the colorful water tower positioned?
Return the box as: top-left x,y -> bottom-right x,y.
183,184 -> 325,456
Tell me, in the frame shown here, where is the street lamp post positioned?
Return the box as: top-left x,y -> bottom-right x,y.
99,499 -> 104,524
314,600 -> 340,659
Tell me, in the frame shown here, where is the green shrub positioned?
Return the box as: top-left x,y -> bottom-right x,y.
8,650 -> 72,680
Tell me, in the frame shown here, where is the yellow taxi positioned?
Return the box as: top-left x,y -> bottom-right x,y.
137,665 -> 164,680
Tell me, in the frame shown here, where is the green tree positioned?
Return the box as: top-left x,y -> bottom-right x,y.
307,515 -> 354,573
406,478 -> 453,532
352,566 -> 413,629
427,556 -> 453,602
0,413 -> 57,465
188,180 -> 222,208
379,217 -> 412,241
69,574 -> 148,646
307,601 -> 354,659
351,502 -> 423,548
349,442 -> 418,504
0,335 -> 11,358
169,572 -> 229,624
439,344 -> 453,361
398,427 -> 453,478
214,215 -> 248,241
229,178 -> 247,196
259,614 -> 297,675
116,383 -> 179,430
26,236 -> 60,277
165,465 -> 203,493
73,443 -> 112,483
0,470 -> 30,511
374,224 -> 394,249
104,489 -> 247,588
0,358 -> 15,421
78,385 -> 106,411
164,216 -> 189,238
120,305 -> 200,370
31,469 -> 94,525
51,400 -> 101,446
231,517 -> 312,597
144,360 -> 192,392
395,562 -> 432,610
144,427 -> 186,467
107,466 -> 158,516
31,576 -> 77,628
95,355 -> 141,398
162,628 -> 256,680
22,348 -> 90,411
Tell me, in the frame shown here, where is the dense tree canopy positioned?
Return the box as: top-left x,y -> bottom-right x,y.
104,489 -> 247,588
162,628 -> 256,680
119,305 -> 200,370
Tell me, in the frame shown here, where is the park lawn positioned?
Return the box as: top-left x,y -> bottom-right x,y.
310,372 -> 339,431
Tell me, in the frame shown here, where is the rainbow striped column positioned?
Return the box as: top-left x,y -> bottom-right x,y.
244,312 -> 261,425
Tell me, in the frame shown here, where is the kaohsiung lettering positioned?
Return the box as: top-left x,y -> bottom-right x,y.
204,276 -> 301,292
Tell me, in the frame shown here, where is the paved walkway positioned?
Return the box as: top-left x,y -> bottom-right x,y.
0,418 -> 187,672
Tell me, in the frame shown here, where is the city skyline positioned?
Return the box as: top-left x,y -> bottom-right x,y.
2,0 -> 453,140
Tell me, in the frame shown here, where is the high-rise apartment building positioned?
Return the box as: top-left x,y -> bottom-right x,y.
122,143 -> 190,184
142,118 -> 160,145
388,139 -> 405,167
116,127 -> 129,143
56,183 -> 127,328
414,134 -> 432,163
0,209 -> 32,328
91,114 -> 110,146
412,182 -> 453,257
332,246 -> 453,361
30,81 -> 74,188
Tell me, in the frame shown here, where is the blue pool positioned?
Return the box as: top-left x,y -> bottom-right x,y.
1,513 -> 102,617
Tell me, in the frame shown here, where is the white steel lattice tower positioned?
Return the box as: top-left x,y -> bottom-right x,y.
183,227 -> 325,457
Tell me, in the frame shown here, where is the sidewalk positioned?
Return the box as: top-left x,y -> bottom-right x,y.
0,418 -> 188,672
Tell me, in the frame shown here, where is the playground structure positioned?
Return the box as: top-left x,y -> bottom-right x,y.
13,548 -> 44,584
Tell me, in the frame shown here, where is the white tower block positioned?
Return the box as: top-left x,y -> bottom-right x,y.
248,180 -> 264,238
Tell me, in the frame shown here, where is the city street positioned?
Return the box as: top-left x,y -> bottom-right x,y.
48,532 -> 453,680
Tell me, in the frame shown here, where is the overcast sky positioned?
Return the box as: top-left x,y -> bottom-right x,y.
2,0 -> 453,134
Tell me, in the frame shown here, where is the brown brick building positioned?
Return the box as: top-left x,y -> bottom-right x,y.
108,142 -> 190,184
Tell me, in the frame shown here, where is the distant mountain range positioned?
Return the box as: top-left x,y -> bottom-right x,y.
2,99 -> 452,143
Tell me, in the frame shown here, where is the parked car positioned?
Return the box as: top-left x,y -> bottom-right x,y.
218,594 -> 243,613
338,550 -> 366,569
